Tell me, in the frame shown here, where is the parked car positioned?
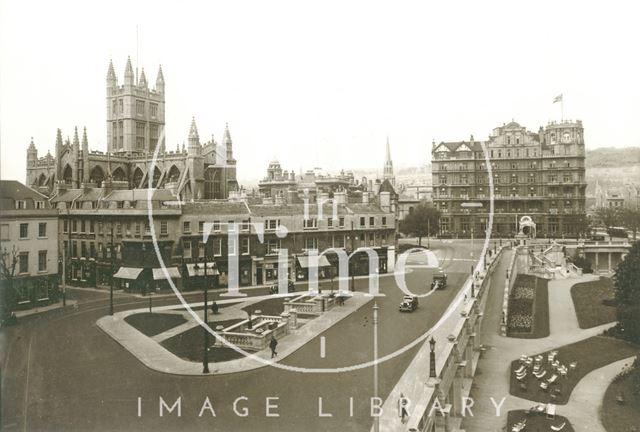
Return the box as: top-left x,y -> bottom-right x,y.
399,295 -> 419,312
430,271 -> 448,290
269,280 -> 296,294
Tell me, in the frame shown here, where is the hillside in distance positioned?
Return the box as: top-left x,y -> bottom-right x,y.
586,147 -> 640,168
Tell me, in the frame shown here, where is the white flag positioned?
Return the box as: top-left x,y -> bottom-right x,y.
553,94 -> 563,103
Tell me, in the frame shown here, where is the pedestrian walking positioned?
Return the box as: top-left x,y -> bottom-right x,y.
211,301 -> 219,315
398,393 -> 409,423
270,335 -> 278,358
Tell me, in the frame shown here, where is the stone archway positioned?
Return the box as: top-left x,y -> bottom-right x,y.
519,215 -> 536,238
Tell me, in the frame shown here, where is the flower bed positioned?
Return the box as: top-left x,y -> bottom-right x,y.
507,275 -> 549,338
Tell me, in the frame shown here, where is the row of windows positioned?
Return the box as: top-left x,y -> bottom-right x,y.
112,99 -> 159,118
439,173 -> 580,185
16,250 -> 48,274
64,220 -> 169,236
14,222 -> 48,239
14,200 -> 46,209
181,233 -> 388,259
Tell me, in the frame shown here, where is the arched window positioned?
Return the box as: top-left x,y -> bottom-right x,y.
167,165 -> 180,182
62,165 -> 73,184
112,167 -> 126,182
204,167 -> 221,199
89,166 -> 105,185
132,167 -> 144,188
150,167 -> 161,187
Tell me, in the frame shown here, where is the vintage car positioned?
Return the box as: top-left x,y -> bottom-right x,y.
430,271 -> 448,290
269,280 -> 296,294
399,295 -> 419,312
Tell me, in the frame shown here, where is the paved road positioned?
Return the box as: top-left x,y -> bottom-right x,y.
1,239 -> 494,432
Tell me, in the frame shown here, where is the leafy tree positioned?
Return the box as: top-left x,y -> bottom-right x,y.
399,201 -> 440,246
614,242 -> 640,344
619,208 -> 640,240
595,206 -> 621,229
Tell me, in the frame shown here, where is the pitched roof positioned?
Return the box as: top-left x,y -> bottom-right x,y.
0,180 -> 48,201
434,141 -> 483,152
182,201 -> 250,216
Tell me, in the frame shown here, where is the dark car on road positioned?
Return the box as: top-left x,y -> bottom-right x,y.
399,295 -> 419,312
430,271 -> 448,290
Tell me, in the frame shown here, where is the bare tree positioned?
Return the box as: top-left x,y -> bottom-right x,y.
0,245 -> 19,317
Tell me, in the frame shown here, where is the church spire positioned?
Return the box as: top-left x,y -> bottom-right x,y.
223,122 -> 233,162
187,117 -> 201,156
124,56 -> 134,86
383,136 -> 394,185
73,126 -> 80,150
107,59 -> 117,87
155,64 -> 165,93
138,67 -> 148,88
82,127 -> 90,184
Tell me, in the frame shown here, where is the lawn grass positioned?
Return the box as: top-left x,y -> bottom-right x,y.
242,297 -> 287,317
161,318 -> 245,362
507,274 -> 550,339
507,410 -> 574,432
570,277 -> 617,329
124,313 -> 187,337
510,336 -> 640,404
602,364 -> 640,432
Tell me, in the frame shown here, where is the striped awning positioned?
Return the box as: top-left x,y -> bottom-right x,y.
297,255 -> 331,268
186,262 -> 219,277
152,267 -> 182,280
113,267 -> 143,280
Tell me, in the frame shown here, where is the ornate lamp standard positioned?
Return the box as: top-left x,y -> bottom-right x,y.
194,254 -> 210,374
429,337 -> 437,378
109,224 -> 115,315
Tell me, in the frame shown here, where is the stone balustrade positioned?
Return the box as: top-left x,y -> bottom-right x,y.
396,245 -> 508,432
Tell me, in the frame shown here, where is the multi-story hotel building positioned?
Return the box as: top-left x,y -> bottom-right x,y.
0,181 -> 60,310
432,120 -> 587,238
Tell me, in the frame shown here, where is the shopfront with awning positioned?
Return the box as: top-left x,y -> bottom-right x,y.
152,267 -> 182,290
113,267 -> 144,280
185,262 -> 219,290
113,267 -> 144,292
295,255 -> 331,280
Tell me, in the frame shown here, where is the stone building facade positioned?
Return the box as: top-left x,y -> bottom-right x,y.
432,120 -> 587,238
0,181 -> 59,310
50,187 -> 396,293
25,58 -> 238,201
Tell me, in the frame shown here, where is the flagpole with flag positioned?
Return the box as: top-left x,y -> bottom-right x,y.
553,94 -> 563,121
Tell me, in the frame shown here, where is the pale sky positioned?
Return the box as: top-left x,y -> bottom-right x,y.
1,0 -> 639,185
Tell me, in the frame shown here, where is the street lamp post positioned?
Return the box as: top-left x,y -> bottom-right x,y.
429,337 -> 436,378
201,256 -> 210,373
109,225 -> 115,316
373,303 -> 380,432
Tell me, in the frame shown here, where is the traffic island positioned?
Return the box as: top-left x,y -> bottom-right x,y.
509,336 -> 640,404
97,290 -> 371,375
